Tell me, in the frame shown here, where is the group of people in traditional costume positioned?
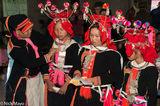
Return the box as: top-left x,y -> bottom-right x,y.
1,1 -> 159,106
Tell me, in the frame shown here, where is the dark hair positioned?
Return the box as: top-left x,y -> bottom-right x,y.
90,22 -> 99,31
100,9 -> 106,13
89,22 -> 103,42
139,1 -> 147,8
133,0 -> 138,3
100,9 -> 112,16
94,1 -> 104,8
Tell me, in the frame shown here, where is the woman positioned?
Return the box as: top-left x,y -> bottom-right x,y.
118,29 -> 159,106
2,14 -> 54,106
46,16 -> 82,106
72,22 -> 123,106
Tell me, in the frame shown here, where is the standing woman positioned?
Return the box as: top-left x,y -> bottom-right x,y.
1,14 -> 55,106
118,29 -> 159,106
46,9 -> 82,106
73,21 -> 123,106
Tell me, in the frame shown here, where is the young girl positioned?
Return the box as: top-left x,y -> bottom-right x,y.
155,33 -> 160,97
46,16 -> 82,106
118,29 -> 159,106
72,22 -> 123,106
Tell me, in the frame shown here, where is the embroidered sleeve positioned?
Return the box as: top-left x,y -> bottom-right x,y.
93,76 -> 101,86
44,54 -> 51,63
43,74 -> 49,80
65,74 -> 72,83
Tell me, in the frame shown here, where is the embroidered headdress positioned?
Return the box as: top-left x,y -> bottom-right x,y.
102,3 -> 110,16
111,9 -> 128,35
1,14 -> 33,37
38,1 -> 79,40
123,21 -> 158,64
82,2 -> 116,50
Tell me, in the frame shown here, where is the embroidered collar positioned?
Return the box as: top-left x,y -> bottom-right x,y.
130,60 -> 154,70
54,37 -> 71,45
53,38 -> 76,52
82,45 -> 108,51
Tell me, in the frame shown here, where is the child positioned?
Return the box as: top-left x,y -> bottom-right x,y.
119,29 -> 159,106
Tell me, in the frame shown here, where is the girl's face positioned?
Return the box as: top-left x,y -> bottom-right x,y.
101,11 -> 106,16
90,28 -> 102,47
128,50 -> 142,61
128,51 -> 137,61
54,21 -> 68,41
94,7 -> 101,15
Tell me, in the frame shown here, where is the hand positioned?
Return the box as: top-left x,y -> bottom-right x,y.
58,82 -> 69,95
45,79 -> 56,93
47,48 -> 58,59
73,74 -> 81,78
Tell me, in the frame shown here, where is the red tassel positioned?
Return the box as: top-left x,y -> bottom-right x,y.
103,90 -> 113,106
80,87 -> 92,99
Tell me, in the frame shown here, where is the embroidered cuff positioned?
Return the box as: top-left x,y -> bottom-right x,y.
43,74 -> 49,80
44,54 -> 51,63
113,99 -> 117,105
73,70 -> 81,77
93,76 -> 101,86
124,68 -> 130,74
65,74 -> 72,83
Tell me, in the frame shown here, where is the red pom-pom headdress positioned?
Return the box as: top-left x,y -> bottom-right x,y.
102,3 -> 110,16
38,1 -> 79,40
47,18 -> 74,40
82,2 -> 116,50
38,1 -> 79,19
123,22 -> 158,64
83,14 -> 111,45
111,9 -> 127,34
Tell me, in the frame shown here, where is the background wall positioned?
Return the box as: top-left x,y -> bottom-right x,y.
0,0 -> 152,35
27,0 -> 72,35
27,0 -> 133,35
0,0 -> 3,32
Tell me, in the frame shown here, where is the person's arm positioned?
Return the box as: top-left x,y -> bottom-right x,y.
35,32 -> 53,75
102,51 -> 123,89
65,43 -> 82,83
86,51 -> 123,89
30,30 -> 53,54
58,43 -> 82,95
71,43 -> 82,75
9,47 -> 56,69
107,51 -> 124,99
10,47 -> 50,68
41,62 -> 58,93
40,63 -> 49,76
90,51 -> 123,99
145,67 -> 158,106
